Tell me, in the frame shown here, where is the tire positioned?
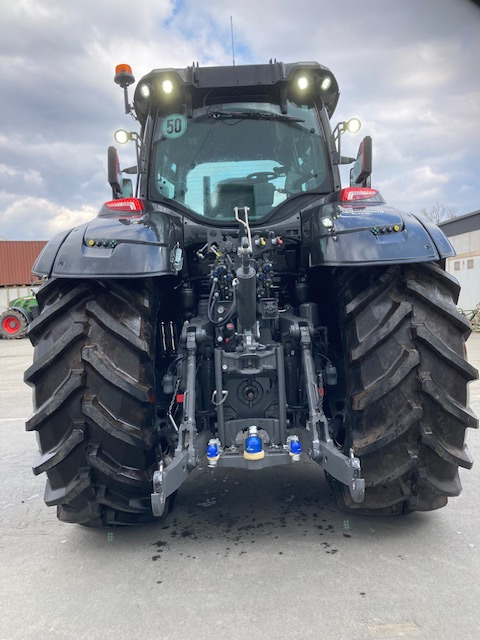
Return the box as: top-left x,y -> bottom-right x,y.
330,262 -> 478,514
0,309 -> 27,339
25,278 -> 166,527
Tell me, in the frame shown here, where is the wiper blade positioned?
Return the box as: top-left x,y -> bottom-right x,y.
206,110 -> 304,123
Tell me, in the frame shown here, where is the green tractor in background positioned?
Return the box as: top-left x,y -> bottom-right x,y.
0,294 -> 38,339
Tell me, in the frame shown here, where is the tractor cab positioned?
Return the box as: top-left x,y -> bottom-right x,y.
110,61 -> 370,223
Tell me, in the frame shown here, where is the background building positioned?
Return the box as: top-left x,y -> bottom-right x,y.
439,210 -> 480,310
0,240 -> 47,311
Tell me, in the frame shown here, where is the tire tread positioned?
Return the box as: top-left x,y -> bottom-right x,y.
331,263 -> 477,514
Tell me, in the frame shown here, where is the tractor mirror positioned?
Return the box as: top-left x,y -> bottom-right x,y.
350,136 -> 372,187
107,146 -> 123,198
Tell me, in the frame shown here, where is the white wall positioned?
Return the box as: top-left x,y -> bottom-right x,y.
446,254 -> 480,310
448,229 -> 480,255
444,225 -> 480,311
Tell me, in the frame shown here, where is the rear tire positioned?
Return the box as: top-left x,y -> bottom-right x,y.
25,278 -> 165,527
330,262 -> 478,514
0,309 -> 27,339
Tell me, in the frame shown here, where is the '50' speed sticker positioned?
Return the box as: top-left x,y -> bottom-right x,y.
161,114 -> 187,139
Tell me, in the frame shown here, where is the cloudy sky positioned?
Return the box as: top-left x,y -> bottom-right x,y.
1,0 -> 479,240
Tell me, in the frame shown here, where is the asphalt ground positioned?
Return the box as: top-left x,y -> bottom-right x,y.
1,335 -> 479,640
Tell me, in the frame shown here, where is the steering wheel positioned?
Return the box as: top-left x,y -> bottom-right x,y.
246,171 -> 277,183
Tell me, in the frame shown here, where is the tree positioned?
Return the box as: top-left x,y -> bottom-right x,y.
420,202 -> 457,224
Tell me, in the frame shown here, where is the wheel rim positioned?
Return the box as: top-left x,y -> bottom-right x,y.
2,316 -> 20,335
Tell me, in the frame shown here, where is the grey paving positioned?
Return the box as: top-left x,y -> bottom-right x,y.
1,334 -> 479,640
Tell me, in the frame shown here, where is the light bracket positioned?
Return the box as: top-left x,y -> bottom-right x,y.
332,118 -> 362,164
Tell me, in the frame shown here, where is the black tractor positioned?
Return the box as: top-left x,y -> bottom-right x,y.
25,61 -> 478,526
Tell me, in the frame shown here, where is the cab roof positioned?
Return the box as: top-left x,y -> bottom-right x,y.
132,61 -> 340,125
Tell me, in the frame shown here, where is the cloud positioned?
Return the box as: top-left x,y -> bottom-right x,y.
0,163 -> 44,196
376,165 -> 451,210
0,193 -> 96,240
0,0 -> 479,240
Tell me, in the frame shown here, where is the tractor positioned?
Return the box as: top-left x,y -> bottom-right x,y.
25,61 -> 477,526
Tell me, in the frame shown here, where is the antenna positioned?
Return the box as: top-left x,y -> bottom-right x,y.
230,16 -> 236,66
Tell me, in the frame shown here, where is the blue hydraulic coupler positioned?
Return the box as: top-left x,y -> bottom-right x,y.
244,425 -> 265,461
288,435 -> 302,462
206,438 -> 221,467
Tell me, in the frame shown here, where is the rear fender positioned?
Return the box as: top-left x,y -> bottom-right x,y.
33,208 -> 182,278
307,202 -> 455,266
